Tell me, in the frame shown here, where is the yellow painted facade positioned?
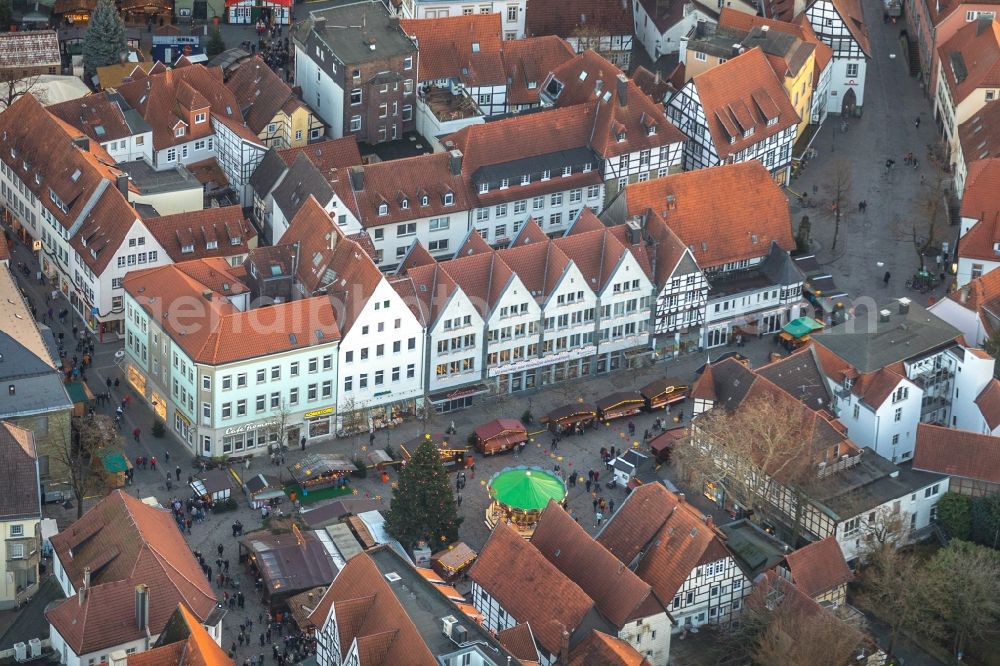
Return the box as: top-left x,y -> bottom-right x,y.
258,105 -> 325,149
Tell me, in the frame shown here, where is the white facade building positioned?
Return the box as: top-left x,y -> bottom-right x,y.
802,0 -> 870,114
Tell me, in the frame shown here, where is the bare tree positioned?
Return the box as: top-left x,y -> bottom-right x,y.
910,179 -> 948,272
854,545 -> 923,654
54,415 -> 123,518
857,505 -> 910,558
826,160 -> 852,251
264,401 -> 293,454
0,71 -> 45,110
676,392 -> 815,531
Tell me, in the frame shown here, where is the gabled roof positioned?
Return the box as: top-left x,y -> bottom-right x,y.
501,36 -> 577,106
127,603 -> 234,666
914,422 -> 1000,482
497,239 -> 572,303
687,47 -> 799,160
272,152 -> 335,222
116,63 -> 243,151
352,152 -> 473,228
530,502 -> 667,628
48,93 -> 140,144
277,136 -> 363,172
635,0 -> 701,34
390,262 -> 458,329
596,483 -> 679,565
566,208 -> 606,235
306,553 -> 437,665
621,161 -> 793,269
497,624 -> 540,663
756,346 -> 832,411
566,630 -> 650,666
0,30 -> 59,68
552,226 -> 631,294
976,378 -> 1000,431
719,8 -> 832,77
783,537 -> 853,598
145,205 -> 256,262
542,50 -> 686,158
959,102 -> 1000,166
47,491 -> 217,655
509,217 -> 549,247
436,251 -> 517,318
400,14 -> 505,87
631,65 -> 672,102
938,19 -> 1000,104
959,157 -> 1000,225
829,0 -> 872,56
225,56 -> 300,135
469,521 -> 596,657
525,0 -> 633,39
0,422 -> 39,522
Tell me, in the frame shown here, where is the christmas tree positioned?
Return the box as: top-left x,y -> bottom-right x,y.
385,436 -> 462,552
82,0 -> 127,74
206,28 -> 226,58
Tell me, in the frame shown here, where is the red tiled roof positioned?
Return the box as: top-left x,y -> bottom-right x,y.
526,0 -> 632,39
719,9 -> 833,82
784,537 -> 853,598
509,217 -> 549,247
226,56 -> 299,135
497,239 -> 572,303
47,492 -> 217,655
277,136 -> 363,172
117,63 -> 243,151
124,604 -> 234,666
623,161 -> 794,268
531,502 -> 667,628
497,624 -> 540,663
353,152 -> 474,228
435,251 -> 516,317
470,522 -> 595,657
390,262 -> 458,328
689,47 -> 799,160
48,94 -> 135,143
597,483 -> 678,564
959,103 -> 1000,166
146,205 -> 257,262
306,553 -> 436,664
635,0 -> 689,34
914,422 -> 1000,482
976,378 -> 1000,431
566,630 -> 650,666
501,36 -> 577,106
568,208 -> 606,234
400,14 -> 506,86
938,19 -> 1000,104
959,158 -> 1000,223
830,0 -> 871,56
853,366 -> 905,409
552,226 -> 630,293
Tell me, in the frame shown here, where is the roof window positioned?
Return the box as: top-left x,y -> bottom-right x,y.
181,244 -> 194,254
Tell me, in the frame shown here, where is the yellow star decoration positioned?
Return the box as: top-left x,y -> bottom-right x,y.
375,495 -> 383,501
351,488 -> 359,495
480,480 -> 486,486
557,456 -> 563,461
361,445 -> 367,452
391,482 -> 398,489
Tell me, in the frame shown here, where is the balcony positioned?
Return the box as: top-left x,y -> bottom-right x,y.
816,453 -> 862,479
910,367 -> 954,389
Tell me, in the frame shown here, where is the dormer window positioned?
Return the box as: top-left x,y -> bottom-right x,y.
181,243 -> 194,254
562,166 -> 572,177
521,174 -> 530,185
378,202 -> 389,216
583,163 -> 592,172
206,240 -> 218,250
766,117 -> 778,127
647,124 -> 657,136
195,112 -> 206,123
479,182 -> 489,194
500,178 -> 509,189
527,81 -> 537,89
541,170 -> 551,180
400,198 -> 409,209
230,236 -> 241,246
175,126 -> 186,137
994,242 -> 1000,254
443,192 -> 454,206
617,131 -> 626,142
421,195 -> 428,206
742,128 -> 754,138
843,377 -> 854,390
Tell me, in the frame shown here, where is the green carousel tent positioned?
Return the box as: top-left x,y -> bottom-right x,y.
781,316 -> 825,339
488,467 -> 566,511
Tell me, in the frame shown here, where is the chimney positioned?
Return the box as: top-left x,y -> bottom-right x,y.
79,566 -> 91,606
616,73 -> 628,107
626,219 -> 642,245
677,492 -> 685,503
898,296 -> 911,315
108,651 -> 128,666
761,24 -> 769,32
72,136 -> 90,152
448,149 -> 463,176
349,165 -> 364,191
313,16 -> 326,32
704,515 -> 714,528
960,286 -> 970,304
135,584 -> 149,631
878,309 -> 891,323
666,194 -> 677,210
116,174 -> 129,196
559,630 -> 571,665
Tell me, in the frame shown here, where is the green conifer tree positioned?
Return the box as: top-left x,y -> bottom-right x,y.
206,28 -> 226,58
385,436 -> 462,551
82,0 -> 127,74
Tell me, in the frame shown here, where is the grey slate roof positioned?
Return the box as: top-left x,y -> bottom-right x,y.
757,348 -> 831,411
306,2 -> 416,65
272,153 -> 333,222
0,423 -> 40,522
813,300 -> 961,373
760,241 -> 805,285
250,148 -> 289,196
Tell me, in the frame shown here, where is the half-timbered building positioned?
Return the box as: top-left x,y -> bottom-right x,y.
802,0 -> 871,115
666,47 -> 798,184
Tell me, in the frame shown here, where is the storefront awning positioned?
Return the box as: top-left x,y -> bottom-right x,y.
781,316 -> 824,339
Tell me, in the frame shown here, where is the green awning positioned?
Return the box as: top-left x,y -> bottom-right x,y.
65,381 -> 91,404
781,316 -> 824,339
98,448 -> 130,473
488,467 -> 565,511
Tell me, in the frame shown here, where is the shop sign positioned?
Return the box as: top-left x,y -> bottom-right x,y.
32,240 -> 41,251
487,345 -> 596,378
447,387 -> 478,400
304,407 -> 334,419
224,419 -> 278,435
175,410 -> 191,426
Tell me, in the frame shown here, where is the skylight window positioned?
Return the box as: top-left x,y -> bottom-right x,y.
71,169 -> 81,183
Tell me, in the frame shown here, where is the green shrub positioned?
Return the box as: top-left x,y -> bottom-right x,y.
151,418 -> 166,438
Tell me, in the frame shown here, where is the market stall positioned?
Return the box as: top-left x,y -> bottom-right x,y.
239,524 -> 340,608
486,467 -> 566,538
544,403 -> 597,434
400,434 -> 469,469
777,316 -> 825,350
612,449 -> 650,486
191,469 -> 233,505
640,378 -> 689,410
430,542 -> 477,582
96,448 -> 131,489
596,391 -> 645,421
288,454 -> 354,492
473,419 -> 528,455
243,473 -> 285,509
649,427 -> 687,463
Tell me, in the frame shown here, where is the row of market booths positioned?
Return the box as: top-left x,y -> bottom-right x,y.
542,377 -> 689,434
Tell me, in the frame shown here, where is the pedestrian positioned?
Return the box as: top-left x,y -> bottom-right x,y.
883,271 -> 891,286
592,497 -> 598,511
300,435 -> 306,451
150,456 -> 157,470
114,378 -> 120,389
609,498 -> 615,513
456,493 -> 462,507
175,465 -> 181,481
915,116 -> 921,128
585,479 -> 592,493
218,543 -> 224,557
595,511 -> 603,527
133,427 -> 141,443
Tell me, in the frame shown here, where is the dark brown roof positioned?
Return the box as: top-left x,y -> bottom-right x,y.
497,624 -> 540,663
47,491 -> 217,655
0,30 -> 60,69
526,0 -> 632,39
469,521 -> 595,656
226,56 -> 299,135
501,36 -> 577,106
48,94 -> 135,143
531,502 -> 667,628
596,483 -> 678,565
0,422 -> 39,521
914,422 -> 1000,483
784,537 -> 853,598
401,14 -> 505,86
